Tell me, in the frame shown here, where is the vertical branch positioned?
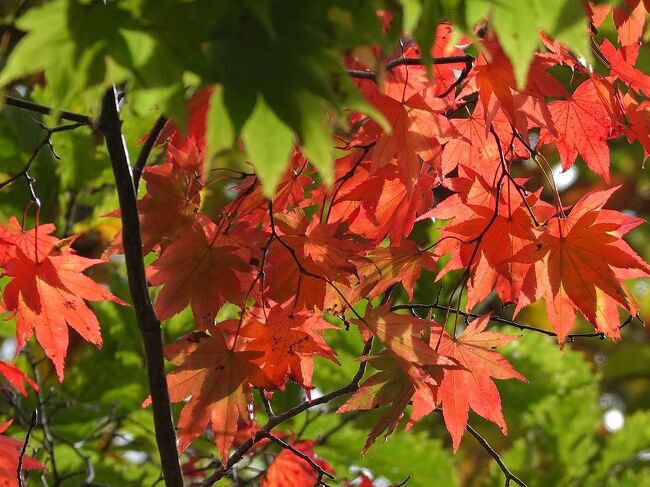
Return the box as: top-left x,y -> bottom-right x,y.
98,87 -> 184,487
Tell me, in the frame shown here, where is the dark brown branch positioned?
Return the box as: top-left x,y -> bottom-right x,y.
17,410 -> 38,487
466,423 -> 528,487
133,115 -> 168,191
4,95 -> 93,126
346,54 -> 474,81
199,339 -> 374,487
98,87 -> 183,487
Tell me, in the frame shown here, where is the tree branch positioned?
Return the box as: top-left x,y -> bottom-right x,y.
260,432 -> 334,483
133,115 -> 168,191
4,95 -> 93,126
199,339 -> 374,487
466,423 -> 528,487
346,54 -> 474,81
391,303 -> 635,342
0,121 -> 85,190
98,86 -> 184,487
17,410 -> 38,487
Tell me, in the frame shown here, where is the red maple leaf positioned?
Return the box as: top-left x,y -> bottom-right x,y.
514,187 -> 650,342
262,440 -> 334,487
539,78 -> 621,182
147,217 -> 251,329
338,350 -> 441,453
145,327 -> 271,464
623,93 -> 650,162
600,39 -> 650,97
107,143 -> 203,256
353,239 -> 437,302
613,0 -> 647,46
437,314 -> 526,451
0,361 -> 37,396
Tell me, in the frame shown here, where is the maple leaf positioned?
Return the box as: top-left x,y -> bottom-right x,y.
262,440 -> 334,487
365,91 -> 457,190
159,86 -> 213,152
430,176 -> 554,310
264,240 -> 329,312
539,78 -> 621,182
0,420 -> 45,486
600,39 -> 650,97
1,221 -> 125,380
272,210 -> 363,281
227,150 -> 313,226
441,102 -> 500,177
353,240 -> 437,302
613,0 -> 647,46
475,37 -> 517,125
338,351 -> 440,453
354,304 -> 454,369
0,361 -> 37,396
623,93 -> 650,161
145,327 -> 271,464
239,305 -> 338,390
334,163 -> 435,244
437,314 -> 526,451
514,187 -> 650,342
106,145 -> 203,256
147,217 -> 251,329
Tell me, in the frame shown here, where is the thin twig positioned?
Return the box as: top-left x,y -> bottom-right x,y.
392,303 -> 635,341
133,115 -> 168,190
26,349 -> 59,483
466,423 -> 528,487
261,432 -> 334,482
346,54 -> 474,81
0,121 -> 85,190
17,410 -> 38,487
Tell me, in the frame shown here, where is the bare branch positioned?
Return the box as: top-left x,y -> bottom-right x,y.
4,95 -> 93,126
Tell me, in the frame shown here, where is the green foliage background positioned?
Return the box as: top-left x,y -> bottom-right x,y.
0,1 -> 648,486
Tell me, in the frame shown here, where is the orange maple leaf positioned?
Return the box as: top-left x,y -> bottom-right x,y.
539,78 -> 621,182
240,305 -> 338,390
1,219 -> 125,380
